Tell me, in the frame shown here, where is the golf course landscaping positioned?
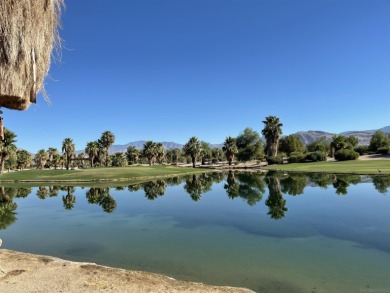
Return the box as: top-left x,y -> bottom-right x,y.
0,165 -> 208,183
265,159 -> 390,174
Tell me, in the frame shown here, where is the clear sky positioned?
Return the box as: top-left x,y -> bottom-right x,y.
4,0 -> 390,152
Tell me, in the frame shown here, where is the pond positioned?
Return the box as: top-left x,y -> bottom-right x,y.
1,171 -> 390,293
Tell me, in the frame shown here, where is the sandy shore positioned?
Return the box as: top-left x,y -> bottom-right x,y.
0,249 -> 254,293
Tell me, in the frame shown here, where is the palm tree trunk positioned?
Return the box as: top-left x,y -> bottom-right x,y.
0,157 -> 4,173
192,156 -> 196,168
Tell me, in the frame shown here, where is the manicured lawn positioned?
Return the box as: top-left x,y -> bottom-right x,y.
265,160 -> 390,174
0,165 -> 207,182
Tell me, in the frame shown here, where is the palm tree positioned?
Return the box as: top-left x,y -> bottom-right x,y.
98,131 -> 115,167
172,148 -> 181,164
155,143 -> 165,164
262,116 -> 283,157
222,136 -> 238,166
126,146 -> 140,165
59,154 -> 65,169
62,138 -> 75,170
200,141 -> 211,165
16,149 -> 32,170
34,149 -> 48,169
166,148 -> 181,164
111,152 -> 128,167
85,141 -> 99,167
0,129 -> 17,172
47,147 -> 58,168
76,153 -> 86,168
142,141 -> 157,166
183,137 -> 202,168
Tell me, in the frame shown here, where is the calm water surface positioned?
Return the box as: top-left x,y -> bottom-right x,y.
1,172 -> 390,293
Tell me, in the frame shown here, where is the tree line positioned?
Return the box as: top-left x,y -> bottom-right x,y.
1,116 -> 389,172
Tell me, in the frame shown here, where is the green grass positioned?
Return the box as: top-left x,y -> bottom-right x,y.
265,160 -> 390,174
0,165 -> 208,183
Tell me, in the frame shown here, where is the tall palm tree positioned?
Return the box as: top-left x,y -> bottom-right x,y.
142,141 -> 157,166
62,138 -> 75,170
183,137 -> 202,168
85,141 -> 99,168
262,116 -> 283,157
98,131 -> 115,167
222,136 -> 238,166
0,129 -> 17,172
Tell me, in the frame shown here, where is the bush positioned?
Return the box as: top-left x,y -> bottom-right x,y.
334,149 -> 360,161
288,152 -> 306,163
306,151 -> 327,162
266,155 -> 284,165
354,145 -> 369,155
376,147 -> 389,154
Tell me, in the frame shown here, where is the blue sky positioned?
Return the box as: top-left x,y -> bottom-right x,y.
4,0 -> 390,152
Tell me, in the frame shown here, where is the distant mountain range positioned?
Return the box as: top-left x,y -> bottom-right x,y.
292,126 -> 390,146
75,126 -> 390,154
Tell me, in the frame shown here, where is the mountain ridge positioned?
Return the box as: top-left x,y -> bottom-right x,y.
292,126 -> 390,145
75,125 -> 390,154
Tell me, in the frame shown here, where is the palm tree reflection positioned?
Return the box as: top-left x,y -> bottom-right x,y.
265,174 -> 288,220
62,186 -> 76,210
86,187 -> 117,213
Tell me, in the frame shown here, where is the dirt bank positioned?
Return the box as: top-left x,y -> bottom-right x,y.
0,249 -> 253,293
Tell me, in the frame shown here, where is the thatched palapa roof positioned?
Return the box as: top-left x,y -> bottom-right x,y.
0,0 -> 64,110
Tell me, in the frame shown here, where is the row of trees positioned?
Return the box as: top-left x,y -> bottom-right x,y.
2,116 -> 390,172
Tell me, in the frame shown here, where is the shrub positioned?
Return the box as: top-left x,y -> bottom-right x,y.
354,145 -> 369,155
334,149 -> 360,161
288,152 -> 306,163
266,155 -> 284,165
306,151 -> 327,162
376,147 -> 389,154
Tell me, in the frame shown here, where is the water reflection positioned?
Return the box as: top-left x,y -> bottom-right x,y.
0,187 -> 18,230
332,175 -> 361,195
184,174 -> 213,201
143,180 -> 167,200
265,173 -> 288,220
1,172 -> 389,230
86,187 -> 117,213
224,172 -> 265,205
62,186 -> 76,210
280,173 -> 307,196
372,176 -> 390,194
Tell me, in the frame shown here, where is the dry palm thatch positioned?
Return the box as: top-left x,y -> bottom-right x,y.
0,0 -> 64,110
